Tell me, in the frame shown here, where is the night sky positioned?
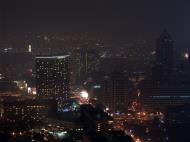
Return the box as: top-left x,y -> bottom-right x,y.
1,0 -> 190,48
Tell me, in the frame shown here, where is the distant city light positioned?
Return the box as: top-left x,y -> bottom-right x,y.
32,90 -> 37,95
151,51 -> 156,55
80,91 -> 88,99
28,87 -> 37,95
44,35 -> 48,41
93,85 -> 101,89
28,44 -> 32,52
136,138 -> 141,142
28,87 -> 32,94
137,89 -> 141,97
184,53 -> 189,59
56,131 -> 67,139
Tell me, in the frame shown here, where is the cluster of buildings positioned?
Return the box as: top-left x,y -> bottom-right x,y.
137,30 -> 190,141
1,30 -> 190,141
0,52 -> 115,135
139,30 -> 190,111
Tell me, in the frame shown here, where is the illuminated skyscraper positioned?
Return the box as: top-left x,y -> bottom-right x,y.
36,55 -> 70,99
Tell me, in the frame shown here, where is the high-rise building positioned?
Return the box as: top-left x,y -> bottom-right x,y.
94,73 -> 133,113
36,55 -> 70,99
156,30 -> 174,67
153,30 -> 174,81
71,48 -> 99,80
111,73 -> 133,113
139,31 -> 190,111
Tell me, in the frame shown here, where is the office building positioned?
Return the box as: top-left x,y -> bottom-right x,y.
36,55 -> 70,99
96,73 -> 133,113
153,30 -> 174,81
111,73 -> 133,113
71,48 -> 99,81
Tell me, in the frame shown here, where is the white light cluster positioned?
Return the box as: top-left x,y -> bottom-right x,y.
80,91 -> 88,99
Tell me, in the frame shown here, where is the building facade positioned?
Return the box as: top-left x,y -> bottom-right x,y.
36,55 -> 70,99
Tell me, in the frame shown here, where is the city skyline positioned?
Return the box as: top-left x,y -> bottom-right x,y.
0,1 -> 190,142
